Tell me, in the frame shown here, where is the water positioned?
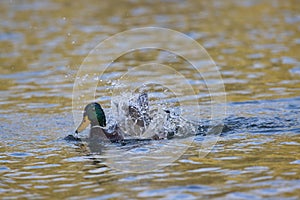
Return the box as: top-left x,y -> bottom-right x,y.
1,0 -> 300,199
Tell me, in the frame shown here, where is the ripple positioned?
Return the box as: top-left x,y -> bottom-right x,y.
88,167 -> 109,174
280,141 -> 300,146
243,166 -> 269,173
138,185 -> 214,198
214,156 -> 241,160
62,156 -> 89,163
226,192 -> 259,199
289,66 -> 300,75
178,159 -> 202,164
7,152 -> 35,158
0,166 -> 10,172
251,176 -> 273,182
281,56 -> 299,65
290,160 -> 300,164
188,167 -> 221,173
23,163 -> 61,170
247,53 -> 264,59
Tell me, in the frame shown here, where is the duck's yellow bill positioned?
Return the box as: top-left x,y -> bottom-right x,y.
75,115 -> 90,133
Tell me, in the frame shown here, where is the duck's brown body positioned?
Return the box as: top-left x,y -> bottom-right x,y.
89,126 -> 124,142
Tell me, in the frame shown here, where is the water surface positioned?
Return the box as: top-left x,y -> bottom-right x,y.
1,0 -> 300,199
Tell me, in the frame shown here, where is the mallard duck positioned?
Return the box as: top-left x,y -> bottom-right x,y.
75,102 -> 123,142
75,93 -> 157,143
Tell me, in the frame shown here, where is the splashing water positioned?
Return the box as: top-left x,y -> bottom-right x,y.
108,91 -> 204,140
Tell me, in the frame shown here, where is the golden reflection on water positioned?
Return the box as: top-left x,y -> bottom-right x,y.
1,0 -> 300,109
0,0 -> 300,199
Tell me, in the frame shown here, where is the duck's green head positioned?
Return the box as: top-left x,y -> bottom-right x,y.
75,102 -> 106,133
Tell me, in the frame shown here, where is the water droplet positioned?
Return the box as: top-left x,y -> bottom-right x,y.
94,76 -> 99,81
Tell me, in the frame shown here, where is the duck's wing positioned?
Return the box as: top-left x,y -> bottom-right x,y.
128,92 -> 151,127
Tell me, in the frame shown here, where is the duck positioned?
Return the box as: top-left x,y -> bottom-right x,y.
75,102 -> 124,142
74,93 -> 159,143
